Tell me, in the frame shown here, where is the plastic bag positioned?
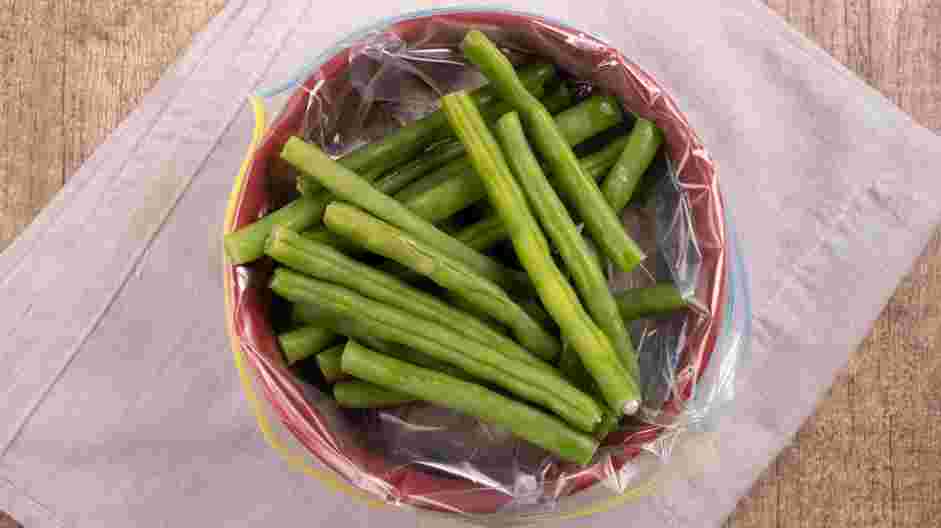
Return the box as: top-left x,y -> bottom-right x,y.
223,7 -> 750,523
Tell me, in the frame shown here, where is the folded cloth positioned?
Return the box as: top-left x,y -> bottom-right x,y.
1,0 -> 939,526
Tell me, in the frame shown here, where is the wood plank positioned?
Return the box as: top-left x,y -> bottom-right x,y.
0,0 -> 66,249
62,0 -> 228,179
0,0 -> 226,251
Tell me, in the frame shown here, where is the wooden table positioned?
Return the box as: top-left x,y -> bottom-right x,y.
1,1 -> 938,526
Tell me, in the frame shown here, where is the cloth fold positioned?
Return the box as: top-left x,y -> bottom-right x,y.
2,1 -> 939,526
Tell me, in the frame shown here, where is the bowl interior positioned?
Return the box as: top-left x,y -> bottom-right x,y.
224,8 -> 729,515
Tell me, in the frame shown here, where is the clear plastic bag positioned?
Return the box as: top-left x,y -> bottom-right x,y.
223,7 -> 750,523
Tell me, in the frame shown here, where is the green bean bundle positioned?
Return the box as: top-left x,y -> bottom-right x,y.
448,134 -> 632,252
266,226 -> 552,368
280,138 -> 530,293
224,63 -> 556,265
441,90 -> 640,416
494,112 -> 641,381
323,203 -> 561,361
392,94 -> 625,227
341,340 -> 598,464
269,268 -> 602,432
297,94 -> 627,257
461,30 -> 645,273
291,302 -> 467,380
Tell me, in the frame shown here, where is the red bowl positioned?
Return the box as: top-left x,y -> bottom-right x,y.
225,8 -> 727,515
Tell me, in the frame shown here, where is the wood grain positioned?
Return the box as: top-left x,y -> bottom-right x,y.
0,1 -> 938,526
0,0 -> 226,250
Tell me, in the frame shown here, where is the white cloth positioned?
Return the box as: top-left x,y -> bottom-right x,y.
2,1 -> 939,526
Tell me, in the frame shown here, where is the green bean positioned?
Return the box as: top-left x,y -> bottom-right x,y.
441,91 -> 640,416
291,303 -> 388,353
553,95 -> 626,146
396,163 -> 483,224
615,284 -> 688,321
371,142 -> 465,195
299,226 -> 361,254
270,269 -> 601,432
441,290 -> 507,332
392,157 -> 474,205
280,139 -> 530,293
291,302 -> 328,327
277,325 -> 338,365
323,203 -> 561,361
582,135 -> 633,181
296,172 -> 319,198
558,344 -> 593,391
516,297 -> 557,333
333,380 -> 415,408
317,344 -> 347,383
462,30 -> 645,273
453,214 -> 507,252
293,303 -> 392,352
555,235 -> 619,440
298,164 -> 386,197
593,411 -> 622,441
341,340 -> 598,464
376,216 -> 500,284
265,227 -> 550,369
300,140 -> 466,199
556,344 -> 621,440
624,156 -> 665,209
495,112 -> 641,381
224,195 -> 329,265
601,119 -> 664,212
